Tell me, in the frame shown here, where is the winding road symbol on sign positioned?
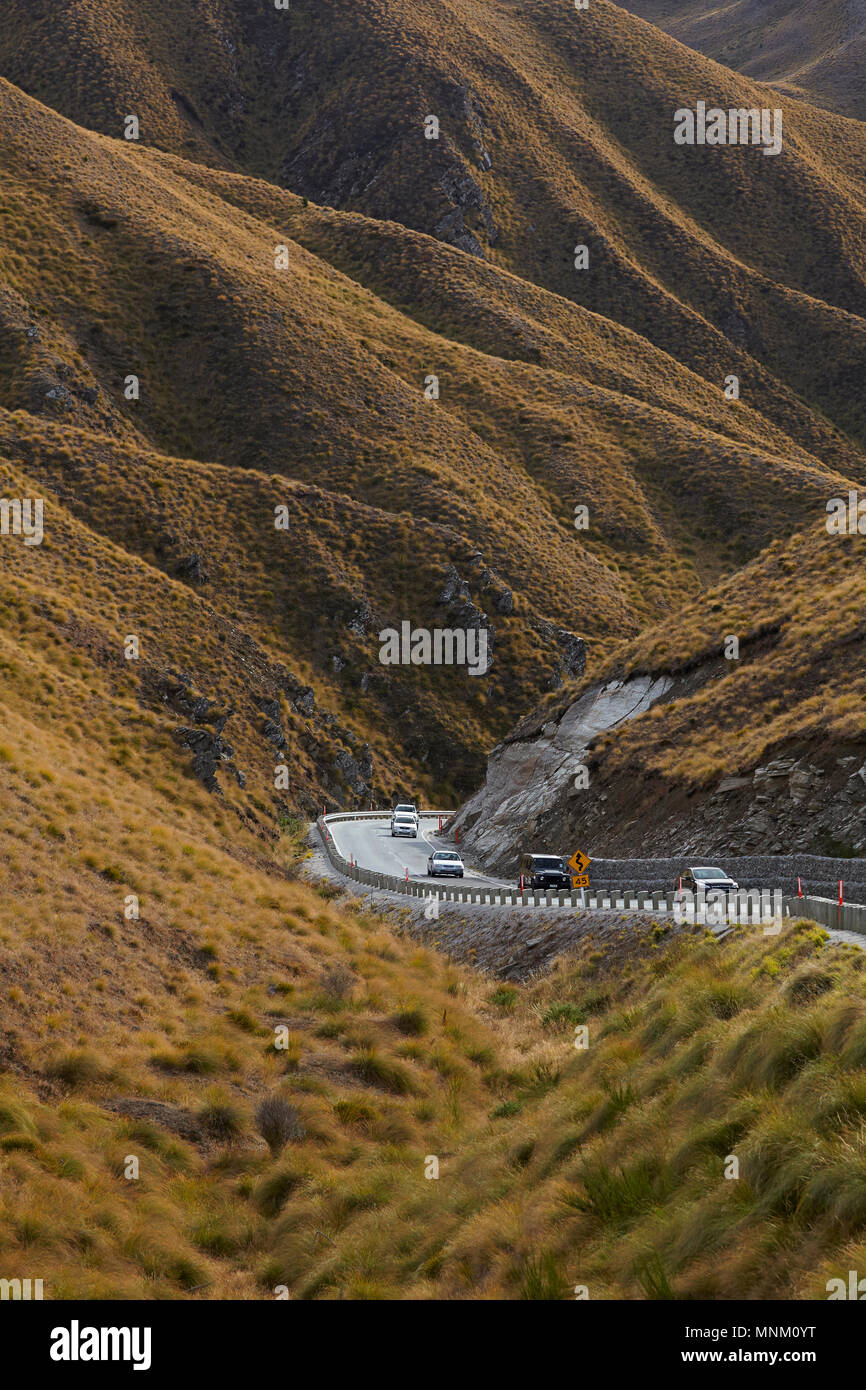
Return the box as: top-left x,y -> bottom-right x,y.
568,850 -> 591,876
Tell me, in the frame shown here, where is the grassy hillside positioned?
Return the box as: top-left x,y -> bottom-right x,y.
3,77 -> 861,805
1,1 -> 865,450
619,0 -> 866,121
3,775 -> 864,1301
1,0 -> 865,1305
585,517 -> 866,780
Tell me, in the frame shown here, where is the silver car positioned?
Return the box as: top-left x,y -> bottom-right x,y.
427,850 -> 464,878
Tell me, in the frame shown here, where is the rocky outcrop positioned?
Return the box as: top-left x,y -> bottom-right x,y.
436,562 -> 495,659
435,102 -> 498,258
333,744 -> 374,796
700,754 -> 866,857
531,619 -> 586,685
174,553 -> 206,583
347,601 -> 375,637
452,674 -> 673,872
172,716 -> 246,794
256,696 -> 287,751
433,84 -> 498,257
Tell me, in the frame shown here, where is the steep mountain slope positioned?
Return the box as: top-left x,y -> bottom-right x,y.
3,77 -> 862,807
4,643 -> 866,1300
2,0 -> 865,452
619,0 -> 866,120
454,512 -> 866,869
3,0 -> 866,1312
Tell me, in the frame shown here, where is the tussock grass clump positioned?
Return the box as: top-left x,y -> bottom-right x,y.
723,1011 -> 824,1090
0,1099 -> 36,1137
581,1080 -> 638,1138
519,1251 -> 569,1301
45,1051 -> 111,1087
488,987 -> 518,1011
390,1006 -> 427,1036
540,1001 -> 584,1028
566,1157 -> 674,1227
150,1044 -> 224,1076
255,1096 -> 306,1155
635,1252 -> 677,1301
349,1047 -> 416,1096
319,963 -> 356,1001
198,1098 -> 244,1144
254,1168 -> 305,1217
334,1097 -> 379,1132
784,968 -> 836,1006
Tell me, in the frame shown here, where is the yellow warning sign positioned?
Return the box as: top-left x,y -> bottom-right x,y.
571,874 -> 589,889
568,850 -> 591,876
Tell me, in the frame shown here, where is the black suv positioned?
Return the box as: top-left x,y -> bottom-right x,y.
518,853 -> 572,892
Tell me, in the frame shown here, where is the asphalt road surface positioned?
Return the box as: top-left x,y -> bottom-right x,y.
326,815 -> 510,892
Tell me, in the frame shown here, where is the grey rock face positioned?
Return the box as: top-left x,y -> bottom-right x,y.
453,674 -> 672,871
152,674 -> 213,724
348,601 -> 375,636
293,687 -> 315,715
262,719 -> 286,750
356,743 -> 374,784
257,691 -> 288,751
172,725 -> 233,793
438,565 -> 472,607
435,157 -> 498,257
434,207 -> 484,257
334,746 -> 372,795
44,383 -> 73,406
532,619 -> 586,679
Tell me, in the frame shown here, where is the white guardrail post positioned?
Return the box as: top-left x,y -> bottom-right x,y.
317,816 -> 680,916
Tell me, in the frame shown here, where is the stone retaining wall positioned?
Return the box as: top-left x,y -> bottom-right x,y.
588,855 -> 866,901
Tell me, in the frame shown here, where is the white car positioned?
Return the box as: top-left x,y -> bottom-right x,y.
392,803 -> 418,822
391,814 -> 417,838
427,850 -> 464,878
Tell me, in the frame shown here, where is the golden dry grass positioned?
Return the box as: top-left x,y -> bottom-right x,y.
619,0 -> 866,121
0,0 -> 865,1303
0,65 -> 863,799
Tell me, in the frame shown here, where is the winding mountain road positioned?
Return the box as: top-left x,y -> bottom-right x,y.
326,814 -> 510,892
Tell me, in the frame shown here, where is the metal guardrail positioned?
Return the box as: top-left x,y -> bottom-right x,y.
316,818 -> 866,932
321,810 -> 455,824
317,815 -> 677,911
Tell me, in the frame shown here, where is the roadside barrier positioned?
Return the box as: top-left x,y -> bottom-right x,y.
315,817 -> 866,931
789,894 -> 866,935
316,815 -> 679,910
